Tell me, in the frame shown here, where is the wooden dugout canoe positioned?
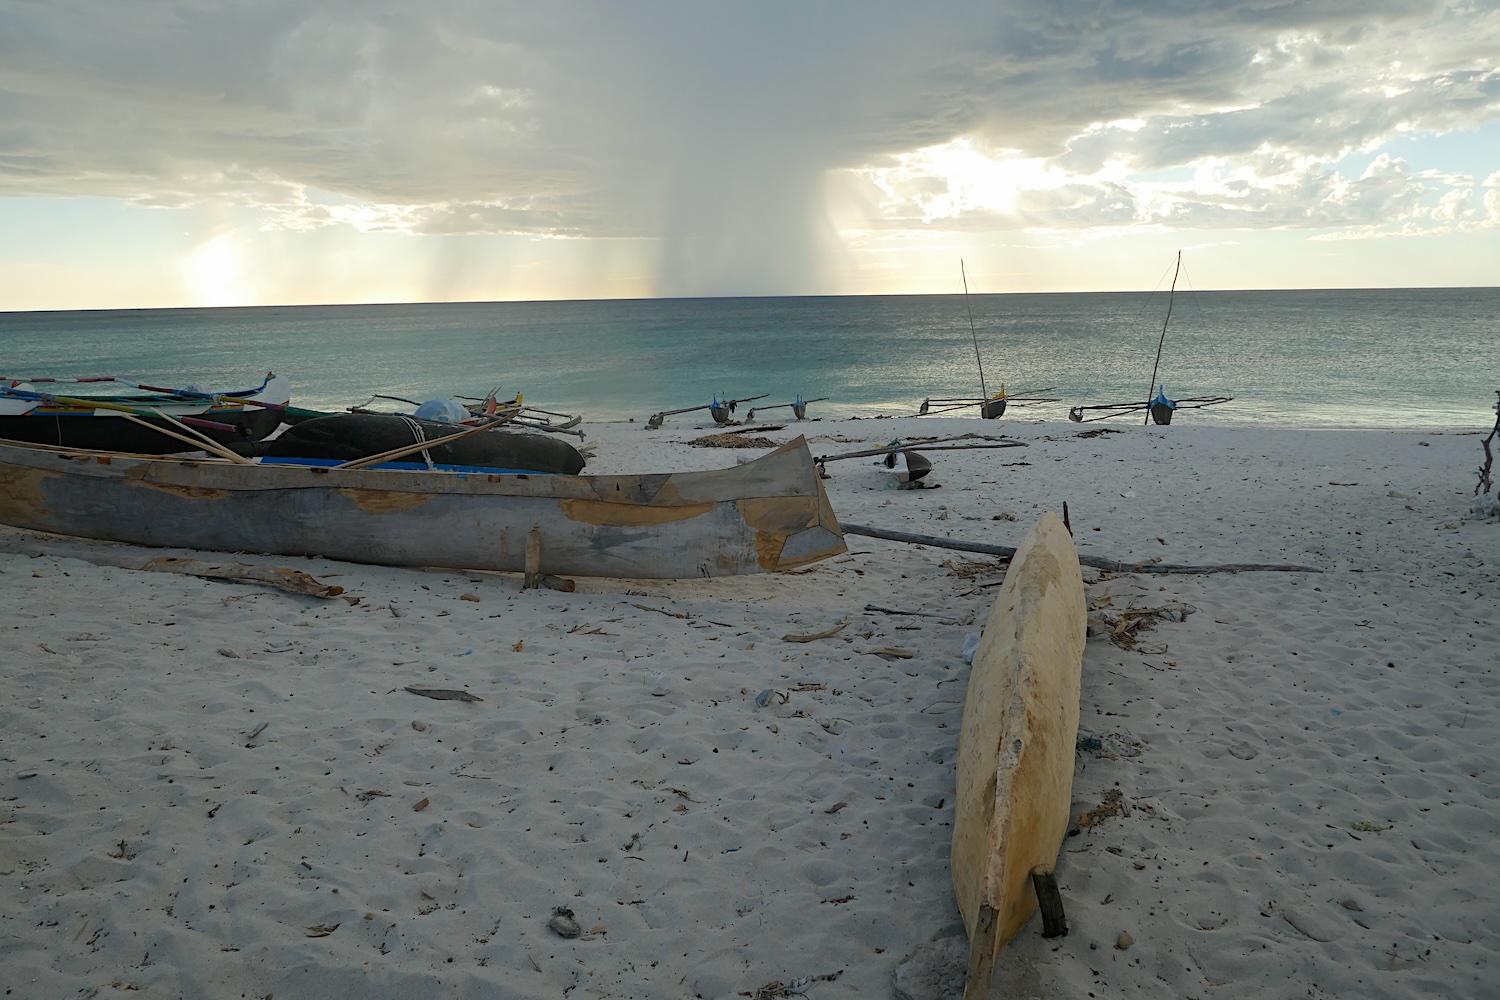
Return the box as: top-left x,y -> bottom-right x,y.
951,511 -> 1086,996
0,435 -> 846,579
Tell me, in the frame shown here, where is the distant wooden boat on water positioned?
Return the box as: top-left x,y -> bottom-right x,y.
0,372 -> 291,452
1067,384 -> 1232,425
1067,253 -> 1232,424
0,435 -> 845,579
918,263 -> 1059,420
919,384 -> 1060,420
746,394 -> 829,421
646,393 -> 767,429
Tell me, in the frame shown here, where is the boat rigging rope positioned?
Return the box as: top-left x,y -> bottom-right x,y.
396,415 -> 437,469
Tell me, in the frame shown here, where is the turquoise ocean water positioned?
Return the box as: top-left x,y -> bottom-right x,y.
1,287 -> 1495,431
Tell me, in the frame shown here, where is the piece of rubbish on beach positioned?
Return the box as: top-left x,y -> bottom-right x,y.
404,686 -> 482,702
548,907 -> 582,938
1077,788 -> 1129,828
961,632 -> 981,663
751,972 -> 842,999
1092,603 -> 1196,649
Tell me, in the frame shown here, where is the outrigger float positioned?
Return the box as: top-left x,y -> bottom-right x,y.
745,394 -> 828,421
645,394 -> 769,429
812,435 -> 1027,485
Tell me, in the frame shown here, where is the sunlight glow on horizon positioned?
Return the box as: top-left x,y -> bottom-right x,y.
182,234 -> 250,307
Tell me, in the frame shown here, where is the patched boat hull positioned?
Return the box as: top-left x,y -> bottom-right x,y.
0,435 -> 845,579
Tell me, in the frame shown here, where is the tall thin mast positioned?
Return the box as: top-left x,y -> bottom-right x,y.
1144,251 -> 1180,426
962,260 -> 989,400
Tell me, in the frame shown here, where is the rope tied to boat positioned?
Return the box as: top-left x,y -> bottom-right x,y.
396,415 -> 436,469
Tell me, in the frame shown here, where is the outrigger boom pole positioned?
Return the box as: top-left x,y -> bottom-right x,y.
647,393 -> 767,429
746,396 -> 828,421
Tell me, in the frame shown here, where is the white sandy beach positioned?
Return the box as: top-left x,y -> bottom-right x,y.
2,414 -> 1497,1000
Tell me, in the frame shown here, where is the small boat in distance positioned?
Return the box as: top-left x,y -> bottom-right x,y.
0,435 -> 845,579
918,263 -> 1059,419
919,384 -> 1061,420
1068,385 -> 1233,425
746,394 -> 829,421
646,393 -> 767,429
1066,252 -> 1232,425
0,372 -> 291,452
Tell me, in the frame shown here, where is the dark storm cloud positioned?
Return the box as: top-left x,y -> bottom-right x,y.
0,1 -> 1494,291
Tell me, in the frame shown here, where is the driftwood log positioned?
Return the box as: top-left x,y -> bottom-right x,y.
840,523 -> 1322,574
1476,389 -> 1499,496
0,535 -> 344,597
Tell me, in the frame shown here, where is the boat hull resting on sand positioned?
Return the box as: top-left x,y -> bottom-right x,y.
0,435 -> 846,579
951,511 -> 1087,997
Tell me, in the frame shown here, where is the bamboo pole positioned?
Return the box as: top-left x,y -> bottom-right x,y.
815,437 -> 1025,463
116,412 -> 254,465
30,392 -> 255,464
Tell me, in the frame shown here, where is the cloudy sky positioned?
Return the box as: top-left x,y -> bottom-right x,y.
1,1 -> 1496,309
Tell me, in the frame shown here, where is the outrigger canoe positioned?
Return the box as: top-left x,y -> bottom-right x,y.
1066,386 -> 1232,425
952,511 -> 1086,996
0,435 -> 845,579
0,372 -> 291,453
